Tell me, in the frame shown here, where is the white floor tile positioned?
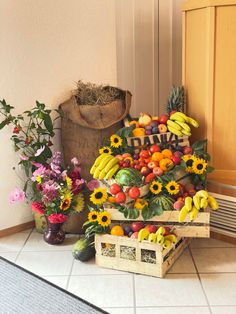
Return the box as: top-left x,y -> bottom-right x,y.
68,274 -> 134,308
0,231 -> 30,252
0,252 -> 18,262
135,274 -> 207,307
168,248 -> 196,274
22,231 -> 80,251
103,308 -> 134,314
200,273 -> 236,305
72,258 -> 126,275
136,307 -> 211,314
211,306 -> 236,314
192,248 -> 236,273
16,250 -> 73,276
42,276 -> 69,289
191,238 -> 236,249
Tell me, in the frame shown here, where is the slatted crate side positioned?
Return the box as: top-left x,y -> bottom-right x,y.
95,234 -> 190,278
104,207 -> 210,238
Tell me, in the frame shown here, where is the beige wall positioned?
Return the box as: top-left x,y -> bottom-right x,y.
0,0 -> 117,230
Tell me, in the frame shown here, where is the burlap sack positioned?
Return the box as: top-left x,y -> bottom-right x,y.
60,89 -> 132,233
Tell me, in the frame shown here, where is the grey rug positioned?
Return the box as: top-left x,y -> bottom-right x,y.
0,257 -> 107,314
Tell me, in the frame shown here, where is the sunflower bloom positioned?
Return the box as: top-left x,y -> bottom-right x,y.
182,154 -> 197,173
110,134 -> 123,148
134,198 -> 148,210
73,193 -> 85,212
192,158 -> 207,175
90,187 -> 108,205
60,191 -> 73,211
99,146 -> 112,155
150,181 -> 163,195
165,181 -> 180,195
97,211 -> 111,227
88,210 -> 99,223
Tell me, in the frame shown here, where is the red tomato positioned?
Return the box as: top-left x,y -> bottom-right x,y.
110,183 -> 121,195
139,150 -> 150,159
115,192 -> 126,203
128,187 -> 140,199
149,145 -> 161,154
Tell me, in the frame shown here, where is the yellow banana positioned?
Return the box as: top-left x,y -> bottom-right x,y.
170,112 -> 188,122
93,166 -> 102,179
208,195 -> 219,210
167,120 -> 182,131
185,196 -> 193,212
190,206 -> 199,221
97,154 -> 114,171
103,157 -> 119,173
90,153 -> 109,174
148,233 -> 157,243
186,117 -> 199,128
105,164 -> 120,180
200,197 -> 208,209
181,129 -> 192,137
175,121 -> 191,132
138,228 -> 150,242
178,205 -> 189,223
196,190 -> 209,199
163,239 -> 172,249
156,234 -> 164,245
193,194 -> 201,210
167,125 -> 183,137
164,234 -> 177,244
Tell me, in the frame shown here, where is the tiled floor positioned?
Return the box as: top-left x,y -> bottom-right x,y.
1,229 -> 236,314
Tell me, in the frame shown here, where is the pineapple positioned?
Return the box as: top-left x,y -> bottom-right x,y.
166,86 -> 185,114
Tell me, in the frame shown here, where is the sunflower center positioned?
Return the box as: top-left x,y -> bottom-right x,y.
114,138 -> 119,143
104,149 -> 109,153
197,164 -> 203,170
153,184 -> 159,190
186,160 -> 193,167
101,216 -> 108,222
95,192 -> 103,199
92,214 -> 97,220
170,185 -> 175,190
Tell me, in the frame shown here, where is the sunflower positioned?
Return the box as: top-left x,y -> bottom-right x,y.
97,211 -> 111,227
60,191 -> 73,211
110,134 -> 123,148
88,210 -> 99,223
99,146 -> 112,155
134,198 -> 148,210
165,181 -> 180,195
182,154 -> 197,173
65,176 -> 72,189
73,193 -> 85,212
192,158 -> 207,175
90,187 -> 108,205
150,181 -> 163,195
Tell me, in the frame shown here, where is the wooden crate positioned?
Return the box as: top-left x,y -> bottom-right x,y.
95,234 -> 191,278
104,207 -> 210,238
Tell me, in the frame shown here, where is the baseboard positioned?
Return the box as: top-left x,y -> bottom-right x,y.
211,231 -> 236,245
0,221 -> 35,238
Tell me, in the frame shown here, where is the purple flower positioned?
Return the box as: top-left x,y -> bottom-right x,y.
9,188 -> 25,204
87,179 -> 100,191
71,157 -> 80,166
32,166 -> 46,181
41,181 -> 59,203
50,151 -> 62,175
35,146 -> 45,157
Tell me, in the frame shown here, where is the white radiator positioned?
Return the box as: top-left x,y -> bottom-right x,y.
210,193 -> 236,238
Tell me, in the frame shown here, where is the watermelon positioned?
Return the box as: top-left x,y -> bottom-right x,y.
115,168 -> 143,187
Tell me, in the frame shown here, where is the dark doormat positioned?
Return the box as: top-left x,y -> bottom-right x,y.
0,256 -> 107,314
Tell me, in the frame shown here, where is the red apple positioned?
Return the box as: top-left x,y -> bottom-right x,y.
163,227 -> 171,236
139,150 -> 150,159
131,231 -> 139,239
158,124 -> 168,134
140,166 -> 151,176
147,161 -> 158,169
145,173 -> 156,183
115,192 -> 126,203
171,155 -> 181,165
134,164 -> 142,171
131,222 -> 145,232
182,146 -> 193,155
173,200 -> 184,210
149,145 -> 161,154
159,114 -> 169,125
153,167 -> 163,176
110,183 -> 122,195
145,225 -> 158,233
128,187 -> 140,199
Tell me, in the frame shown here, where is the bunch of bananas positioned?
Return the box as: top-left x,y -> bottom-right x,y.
167,111 -> 199,137
178,190 -> 219,222
90,153 -> 120,180
138,226 -> 177,249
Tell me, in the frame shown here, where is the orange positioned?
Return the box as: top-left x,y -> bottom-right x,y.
161,149 -> 173,158
151,152 -> 164,162
133,128 -> 145,137
110,225 -> 124,236
129,120 -> 140,128
107,196 -> 116,203
159,158 -> 174,171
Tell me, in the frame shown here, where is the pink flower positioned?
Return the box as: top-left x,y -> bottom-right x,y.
9,188 -> 25,204
47,213 -> 68,224
71,157 -> 80,166
20,155 -> 29,161
35,146 -> 45,157
31,201 -> 45,214
31,161 -> 43,168
87,179 -> 100,191
32,166 -> 46,181
41,181 -> 59,203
